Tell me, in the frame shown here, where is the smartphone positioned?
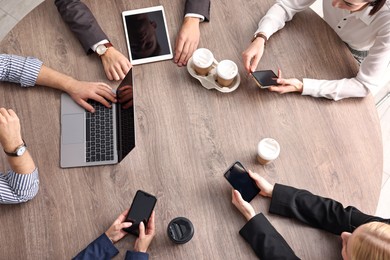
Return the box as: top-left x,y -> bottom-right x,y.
123,190 -> 157,236
224,161 -> 260,202
251,70 -> 278,88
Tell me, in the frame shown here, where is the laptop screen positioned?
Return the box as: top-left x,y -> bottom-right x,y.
116,69 -> 136,162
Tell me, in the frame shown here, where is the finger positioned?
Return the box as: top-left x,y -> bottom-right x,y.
110,68 -> 120,81
268,86 -> 283,93
120,61 -> 131,76
178,42 -> 190,66
183,42 -> 196,65
115,65 -> 126,80
6,109 -> 17,118
77,99 -> 95,113
93,95 -> 112,108
242,52 -> 252,73
98,88 -> 117,103
139,221 -> 146,238
278,68 -> 282,79
118,208 -> 130,223
120,222 -> 132,229
148,211 -> 156,235
174,37 -> 185,63
250,54 -> 261,73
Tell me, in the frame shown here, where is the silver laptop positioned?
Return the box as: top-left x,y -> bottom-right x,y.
60,69 -> 135,168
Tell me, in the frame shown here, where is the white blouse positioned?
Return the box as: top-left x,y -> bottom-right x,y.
255,0 -> 390,100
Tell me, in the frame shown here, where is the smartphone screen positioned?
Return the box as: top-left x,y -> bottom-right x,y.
123,190 -> 157,236
224,161 -> 260,202
251,70 -> 278,88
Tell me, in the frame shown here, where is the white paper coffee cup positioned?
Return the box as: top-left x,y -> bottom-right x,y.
216,60 -> 238,87
192,48 -> 214,76
257,138 -> 280,165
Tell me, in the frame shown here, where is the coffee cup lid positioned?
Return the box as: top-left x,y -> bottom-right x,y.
192,48 -> 214,68
258,138 -> 280,161
217,60 -> 238,80
167,217 -> 194,244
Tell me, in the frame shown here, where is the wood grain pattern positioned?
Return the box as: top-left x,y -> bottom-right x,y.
0,0 -> 382,259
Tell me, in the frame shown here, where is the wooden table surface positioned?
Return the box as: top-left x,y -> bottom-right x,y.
0,0 -> 383,259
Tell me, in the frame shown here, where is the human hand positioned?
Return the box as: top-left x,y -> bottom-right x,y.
105,209 -> 133,244
65,79 -> 117,113
242,37 -> 265,73
101,47 -> 132,81
0,108 -> 23,153
174,17 -> 201,67
269,69 -> 303,94
232,190 -> 256,221
247,170 -> 274,198
134,211 -> 156,253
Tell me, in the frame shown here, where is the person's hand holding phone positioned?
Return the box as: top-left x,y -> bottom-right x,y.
232,190 -> 256,221
242,37 -> 266,73
247,170 -> 274,198
269,69 -> 303,94
134,211 -> 156,253
105,209 -> 133,243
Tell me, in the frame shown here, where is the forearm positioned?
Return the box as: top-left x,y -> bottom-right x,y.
239,213 -> 299,259
301,77 -> 370,100
184,0 -> 210,21
35,65 -> 75,93
6,151 -> 36,175
269,184 -> 382,234
55,0 -> 108,53
255,0 -> 315,39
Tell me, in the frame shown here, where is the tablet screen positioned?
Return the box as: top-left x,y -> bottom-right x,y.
122,6 -> 173,65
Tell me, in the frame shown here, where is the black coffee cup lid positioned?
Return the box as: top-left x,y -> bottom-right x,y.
167,217 -> 194,244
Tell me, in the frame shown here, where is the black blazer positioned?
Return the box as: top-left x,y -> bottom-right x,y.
55,0 -> 211,54
239,184 -> 390,259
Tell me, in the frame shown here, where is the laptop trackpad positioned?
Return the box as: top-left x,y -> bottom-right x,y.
62,114 -> 84,144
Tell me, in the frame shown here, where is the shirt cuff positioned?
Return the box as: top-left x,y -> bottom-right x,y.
125,251 -> 149,260
185,13 -> 205,22
91,39 -> 110,53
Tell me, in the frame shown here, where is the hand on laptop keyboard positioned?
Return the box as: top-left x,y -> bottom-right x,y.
65,80 -> 117,113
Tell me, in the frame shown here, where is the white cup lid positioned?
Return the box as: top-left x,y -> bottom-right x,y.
192,48 -> 214,68
258,138 -> 280,161
217,60 -> 238,80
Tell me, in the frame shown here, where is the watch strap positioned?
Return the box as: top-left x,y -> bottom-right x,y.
252,32 -> 268,46
3,140 -> 27,157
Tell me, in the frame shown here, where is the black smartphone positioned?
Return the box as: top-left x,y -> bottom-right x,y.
123,190 -> 157,236
251,70 -> 278,88
224,161 -> 260,202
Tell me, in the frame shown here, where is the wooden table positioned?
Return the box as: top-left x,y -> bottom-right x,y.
0,0 -> 383,259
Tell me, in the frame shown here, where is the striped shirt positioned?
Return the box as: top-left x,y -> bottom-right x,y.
0,54 -> 43,87
0,53 -> 42,203
0,168 -> 39,204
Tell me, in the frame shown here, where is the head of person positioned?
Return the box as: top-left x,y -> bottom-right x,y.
341,222 -> 390,260
128,14 -> 161,59
331,0 -> 387,15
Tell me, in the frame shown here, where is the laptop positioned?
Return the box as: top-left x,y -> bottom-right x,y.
60,69 -> 135,168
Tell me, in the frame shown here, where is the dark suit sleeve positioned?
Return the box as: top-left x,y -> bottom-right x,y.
240,213 -> 300,260
125,251 -> 149,260
269,184 -> 390,235
184,0 -> 210,22
72,233 -> 119,260
55,0 -> 109,54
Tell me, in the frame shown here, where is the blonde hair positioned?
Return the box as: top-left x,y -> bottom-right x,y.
350,222 -> 390,260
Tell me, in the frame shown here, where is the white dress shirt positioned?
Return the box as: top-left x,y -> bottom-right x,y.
255,0 -> 390,100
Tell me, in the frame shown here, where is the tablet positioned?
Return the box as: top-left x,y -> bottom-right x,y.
122,6 -> 173,65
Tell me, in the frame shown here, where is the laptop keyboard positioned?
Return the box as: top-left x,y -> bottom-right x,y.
86,100 -> 115,162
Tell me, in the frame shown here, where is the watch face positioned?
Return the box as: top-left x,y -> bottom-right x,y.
16,146 -> 26,156
96,45 -> 107,55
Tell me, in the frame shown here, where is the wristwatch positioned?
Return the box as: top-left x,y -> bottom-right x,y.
96,42 -> 113,56
252,32 -> 268,46
4,141 -> 27,157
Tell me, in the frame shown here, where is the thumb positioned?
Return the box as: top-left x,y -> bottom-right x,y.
139,221 -> 145,237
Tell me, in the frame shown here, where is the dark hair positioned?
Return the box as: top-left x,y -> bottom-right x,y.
369,0 -> 387,15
